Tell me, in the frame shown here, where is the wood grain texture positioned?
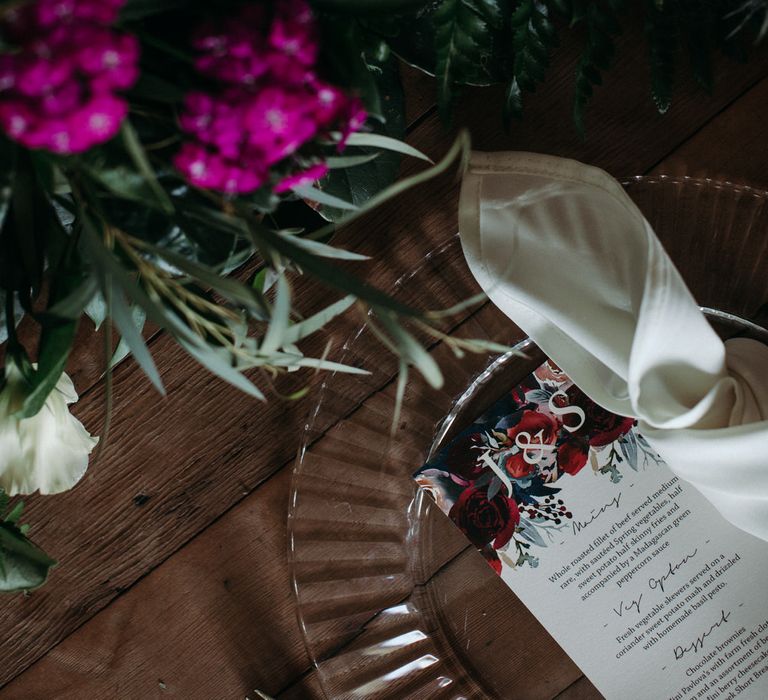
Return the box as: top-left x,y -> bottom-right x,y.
652,76 -> 768,189
2,20 -> 768,700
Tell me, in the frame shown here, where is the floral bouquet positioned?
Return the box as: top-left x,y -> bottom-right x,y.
0,0 -> 475,592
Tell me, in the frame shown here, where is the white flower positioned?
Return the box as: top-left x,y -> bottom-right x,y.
0,363 -> 98,495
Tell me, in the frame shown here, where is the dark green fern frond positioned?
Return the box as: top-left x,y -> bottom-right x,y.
572,0 -> 628,136
433,0 -> 505,122
646,0 -> 678,114
505,0 -> 560,126
676,0 -> 717,92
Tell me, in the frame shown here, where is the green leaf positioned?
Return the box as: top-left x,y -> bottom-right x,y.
4,501 -> 23,524
6,151 -> 56,297
292,185 -> 359,211
376,310 -> 443,389
260,275 -> 291,355
120,122 -> 174,214
317,17 -> 385,117
81,145 -> 165,207
338,132 -> 432,161
0,289 -> 23,345
506,0 -> 560,123
319,54 -> 406,222
646,0 -> 678,114
432,0 -> 506,121
109,280 -> 165,394
0,136 -> 14,238
110,303 -> 147,368
16,272 -> 80,419
573,1 -> 628,136
678,0 -> 715,91
45,274 -> 99,320
281,295 -> 356,345
0,494 -> 57,593
276,232 -> 369,261
141,243 -> 269,318
84,290 -> 109,331
325,154 -> 382,168
176,335 -> 266,400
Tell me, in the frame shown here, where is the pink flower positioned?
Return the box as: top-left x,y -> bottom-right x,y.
0,1 -> 137,154
274,163 -> 329,193
338,99 -> 368,150
35,0 -> 125,27
269,7 -> 318,68
75,94 -> 127,146
0,101 -> 35,140
173,143 -> 267,194
174,143 -> 228,190
14,56 -> 72,97
78,31 -> 140,91
175,0 -> 368,195
245,87 -> 318,162
39,81 -> 83,115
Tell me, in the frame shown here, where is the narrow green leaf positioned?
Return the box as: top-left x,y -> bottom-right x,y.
110,304 -> 147,368
260,275 -> 291,355
84,290 -> 108,330
292,185 -> 359,211
376,311 -> 443,389
142,243 -> 269,318
17,276 -> 80,419
45,275 -> 99,320
281,295 -> 356,345
4,501 -> 23,524
177,336 -> 266,400
120,122 -> 174,214
277,231 -> 369,261
325,153 -> 381,168
267,355 -> 369,374
110,281 -> 165,394
0,501 -> 57,593
336,132 -> 432,162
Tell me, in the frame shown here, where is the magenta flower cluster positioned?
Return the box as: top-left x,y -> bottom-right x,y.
0,0 -> 138,154
175,1 -> 367,195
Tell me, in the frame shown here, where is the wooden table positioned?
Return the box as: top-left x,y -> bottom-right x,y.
1,20 -> 768,700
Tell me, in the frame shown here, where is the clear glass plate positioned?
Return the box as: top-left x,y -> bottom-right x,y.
288,177 -> 768,699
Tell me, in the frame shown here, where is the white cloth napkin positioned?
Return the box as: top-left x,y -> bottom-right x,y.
459,151 -> 768,541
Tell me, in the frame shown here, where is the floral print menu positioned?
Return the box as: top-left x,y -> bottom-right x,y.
415,360 -> 768,699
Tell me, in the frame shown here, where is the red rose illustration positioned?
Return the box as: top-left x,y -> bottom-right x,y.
565,386 -> 635,447
449,486 -> 520,550
445,432 -> 485,482
557,438 -> 590,475
504,409 -> 559,476
504,452 -> 535,479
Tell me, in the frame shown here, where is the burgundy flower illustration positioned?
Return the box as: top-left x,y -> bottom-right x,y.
565,386 -> 635,447
444,431 -> 485,482
449,486 -> 520,550
557,438 -> 590,475
504,409 -> 559,477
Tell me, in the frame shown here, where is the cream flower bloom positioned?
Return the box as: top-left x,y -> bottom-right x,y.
0,363 -> 98,495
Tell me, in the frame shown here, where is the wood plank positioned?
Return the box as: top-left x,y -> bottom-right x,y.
554,677 -> 601,700
2,22 -> 768,698
652,76 -> 768,189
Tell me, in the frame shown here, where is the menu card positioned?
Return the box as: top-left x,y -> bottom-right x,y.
414,359 -> 768,700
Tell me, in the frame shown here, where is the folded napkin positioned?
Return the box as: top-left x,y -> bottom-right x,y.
459,151 -> 768,541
